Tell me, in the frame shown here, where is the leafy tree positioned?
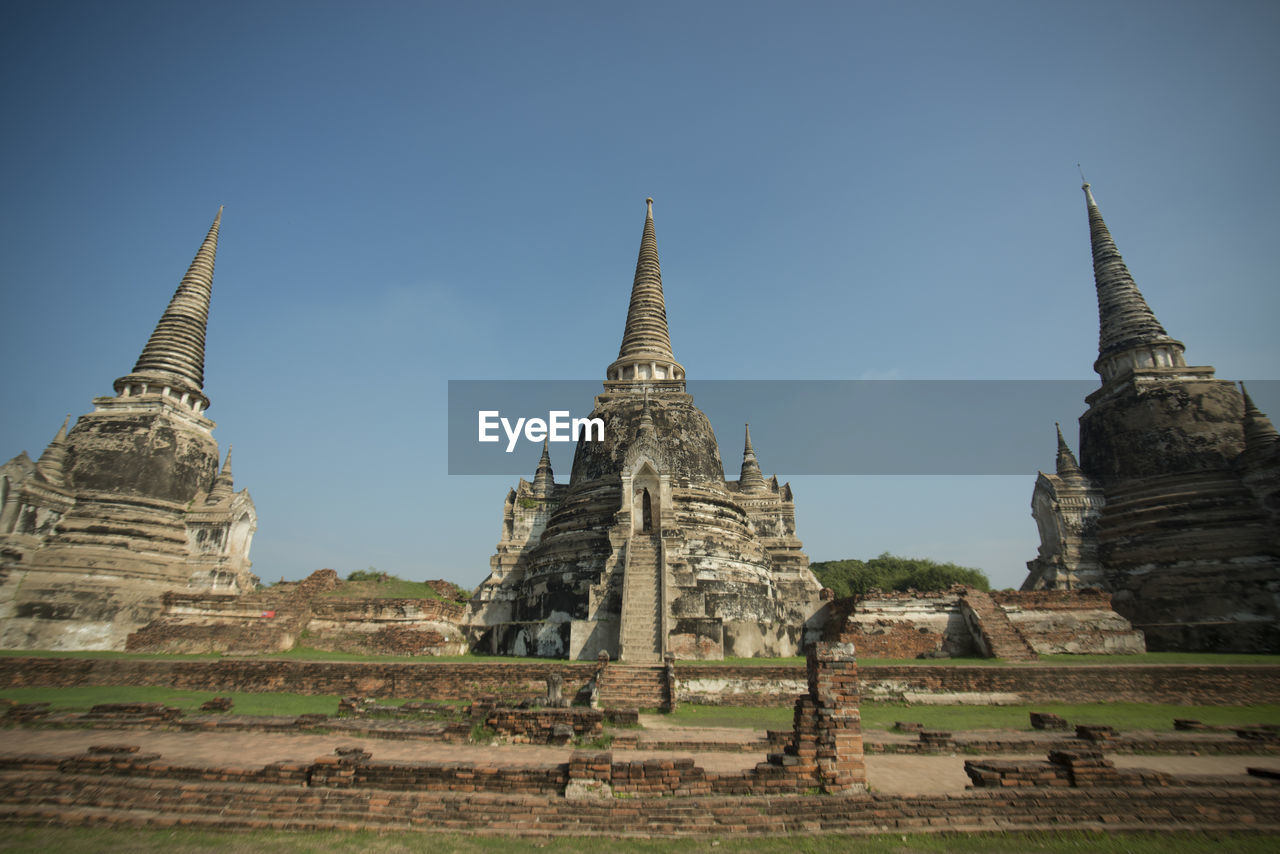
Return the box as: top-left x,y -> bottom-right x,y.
810,552 -> 989,599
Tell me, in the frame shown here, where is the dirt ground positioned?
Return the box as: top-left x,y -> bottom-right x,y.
1,726 -> 1273,795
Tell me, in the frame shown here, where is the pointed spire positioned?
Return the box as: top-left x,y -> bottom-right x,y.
35,415 -> 71,487
1240,383 -> 1279,453
205,444 -> 234,504
1054,423 -> 1084,479
532,438 -> 555,497
114,208 -> 222,410
606,199 -> 685,388
1082,184 -> 1184,379
739,423 -> 766,492
637,387 -> 657,439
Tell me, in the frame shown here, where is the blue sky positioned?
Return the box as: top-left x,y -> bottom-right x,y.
2,1 -> 1277,590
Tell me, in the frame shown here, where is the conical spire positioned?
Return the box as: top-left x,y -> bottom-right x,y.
532,439 -> 555,497
205,445 -> 234,504
637,388 -> 657,439
739,423 -> 766,492
1083,184 -> 1184,379
606,199 -> 685,388
35,415 -> 71,487
1240,383 -> 1279,453
114,208 -> 222,411
1054,423 -> 1084,479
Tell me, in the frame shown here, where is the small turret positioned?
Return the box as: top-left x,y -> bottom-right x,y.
1240,383 -> 1280,462
205,446 -> 234,505
532,439 -> 555,498
1055,423 -> 1085,480
34,416 -> 71,488
739,424 -> 767,492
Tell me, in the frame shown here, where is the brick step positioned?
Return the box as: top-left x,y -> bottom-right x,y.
598,665 -> 666,708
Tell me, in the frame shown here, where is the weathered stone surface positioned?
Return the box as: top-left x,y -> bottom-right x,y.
125,569 -> 469,656
1024,185 -> 1279,652
470,201 -> 821,660
829,587 -> 1140,659
0,211 -> 257,650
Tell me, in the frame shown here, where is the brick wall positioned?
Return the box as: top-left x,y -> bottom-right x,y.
681,663 -> 1280,705
1,657 -> 1277,705
0,758 -> 1275,835
0,657 -> 597,703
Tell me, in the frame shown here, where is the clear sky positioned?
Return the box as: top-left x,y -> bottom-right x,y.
2,1 -> 1277,591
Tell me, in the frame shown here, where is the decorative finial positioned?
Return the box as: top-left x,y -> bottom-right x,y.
1078,163 -> 1088,189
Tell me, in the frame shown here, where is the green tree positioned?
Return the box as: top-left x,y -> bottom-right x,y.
810,552 -> 989,599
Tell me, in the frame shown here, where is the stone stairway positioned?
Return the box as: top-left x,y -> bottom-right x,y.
960,588 -> 1038,661
597,664 -> 668,710
619,535 -> 662,663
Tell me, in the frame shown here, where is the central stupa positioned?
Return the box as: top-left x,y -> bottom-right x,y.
469,200 -> 822,660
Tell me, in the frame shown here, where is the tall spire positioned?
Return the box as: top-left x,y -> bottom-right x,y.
205,445 -> 234,504
113,207 -> 222,411
1082,184 -> 1185,381
1054,423 -> 1084,480
739,423 -> 766,492
35,415 -> 71,487
532,439 -> 555,497
606,199 -> 685,389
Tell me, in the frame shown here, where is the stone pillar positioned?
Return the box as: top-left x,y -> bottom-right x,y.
794,640 -> 865,793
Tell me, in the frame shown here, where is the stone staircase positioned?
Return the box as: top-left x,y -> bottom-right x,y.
597,664 -> 668,711
619,535 -> 662,663
960,588 -> 1038,661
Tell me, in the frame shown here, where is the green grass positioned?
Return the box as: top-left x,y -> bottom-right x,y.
9,684 -> 1277,734
0,827 -> 1275,853
662,700 -> 1280,732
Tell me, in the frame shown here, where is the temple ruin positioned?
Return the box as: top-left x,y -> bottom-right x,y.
0,210 -> 257,650
1024,183 -> 1280,652
469,199 -> 823,660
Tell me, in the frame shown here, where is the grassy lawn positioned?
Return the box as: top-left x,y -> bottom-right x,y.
663,701 -> 1280,732
8,683 -> 1278,734
320,577 -> 467,601
0,827 -> 1275,853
